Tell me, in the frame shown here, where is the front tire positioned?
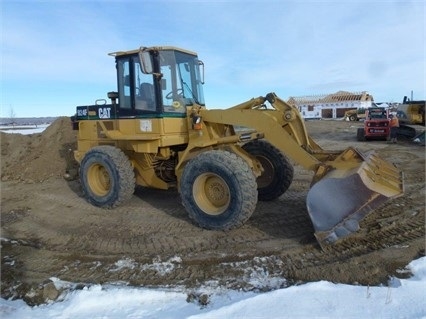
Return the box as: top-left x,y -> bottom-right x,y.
80,145 -> 135,208
242,139 -> 294,201
180,150 -> 258,230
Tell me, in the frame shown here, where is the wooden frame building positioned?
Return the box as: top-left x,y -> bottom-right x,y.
288,91 -> 374,119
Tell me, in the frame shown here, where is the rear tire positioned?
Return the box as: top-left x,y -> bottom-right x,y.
242,139 -> 294,201
80,145 -> 135,208
349,114 -> 357,121
180,150 -> 257,230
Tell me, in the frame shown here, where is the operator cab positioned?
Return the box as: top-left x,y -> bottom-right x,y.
111,46 -> 205,117
367,107 -> 388,120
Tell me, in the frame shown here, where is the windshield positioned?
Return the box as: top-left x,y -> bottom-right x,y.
369,108 -> 387,119
159,50 -> 205,112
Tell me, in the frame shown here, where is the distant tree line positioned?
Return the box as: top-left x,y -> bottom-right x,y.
0,117 -> 58,126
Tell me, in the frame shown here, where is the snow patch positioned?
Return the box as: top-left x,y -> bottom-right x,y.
0,257 -> 425,319
110,258 -> 138,272
141,256 -> 182,276
107,256 -> 182,275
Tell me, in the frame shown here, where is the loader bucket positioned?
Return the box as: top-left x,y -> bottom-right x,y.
306,148 -> 404,248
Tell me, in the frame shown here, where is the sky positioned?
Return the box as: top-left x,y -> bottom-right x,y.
1,256 -> 425,318
0,0 -> 425,118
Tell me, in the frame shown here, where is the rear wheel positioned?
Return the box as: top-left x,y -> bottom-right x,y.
80,145 -> 135,208
349,114 -> 357,121
243,140 -> 294,201
180,150 -> 257,230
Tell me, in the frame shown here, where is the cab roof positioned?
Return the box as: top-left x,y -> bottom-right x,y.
108,46 -> 198,57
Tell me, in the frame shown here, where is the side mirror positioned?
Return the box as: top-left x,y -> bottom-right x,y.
198,60 -> 205,84
139,49 -> 153,74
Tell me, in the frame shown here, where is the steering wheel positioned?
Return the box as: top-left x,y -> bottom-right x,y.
165,89 -> 183,100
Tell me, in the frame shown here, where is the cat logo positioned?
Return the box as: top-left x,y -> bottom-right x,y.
99,107 -> 111,119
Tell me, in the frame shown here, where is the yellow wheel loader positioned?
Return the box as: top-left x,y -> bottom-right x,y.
72,46 -> 404,247
344,108 -> 366,121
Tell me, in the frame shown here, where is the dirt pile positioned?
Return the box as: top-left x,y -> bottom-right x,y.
1,117 -> 78,183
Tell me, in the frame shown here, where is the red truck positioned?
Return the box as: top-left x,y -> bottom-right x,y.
357,107 -> 390,141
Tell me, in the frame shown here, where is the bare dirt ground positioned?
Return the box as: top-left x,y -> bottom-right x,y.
1,117 -> 425,304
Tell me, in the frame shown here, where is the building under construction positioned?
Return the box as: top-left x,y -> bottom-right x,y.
288,91 -> 374,119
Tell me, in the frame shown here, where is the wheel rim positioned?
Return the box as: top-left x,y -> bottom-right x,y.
193,173 -> 231,215
87,163 -> 111,196
256,155 -> 274,188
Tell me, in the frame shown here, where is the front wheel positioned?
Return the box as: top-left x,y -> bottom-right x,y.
242,139 -> 294,201
80,145 -> 135,208
180,150 -> 258,230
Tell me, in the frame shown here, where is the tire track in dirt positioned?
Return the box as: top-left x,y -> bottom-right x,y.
7,178 -> 316,258
5,170 -> 423,288
1,120 -> 424,300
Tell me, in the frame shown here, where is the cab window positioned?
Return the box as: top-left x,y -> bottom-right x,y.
117,59 -> 131,110
116,56 -> 156,114
133,56 -> 156,112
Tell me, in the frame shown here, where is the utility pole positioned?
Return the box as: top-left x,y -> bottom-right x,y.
9,105 -> 16,127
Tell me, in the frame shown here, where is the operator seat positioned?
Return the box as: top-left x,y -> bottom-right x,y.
137,83 -> 155,110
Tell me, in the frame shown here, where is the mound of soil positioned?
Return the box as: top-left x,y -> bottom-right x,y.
1,117 -> 78,183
